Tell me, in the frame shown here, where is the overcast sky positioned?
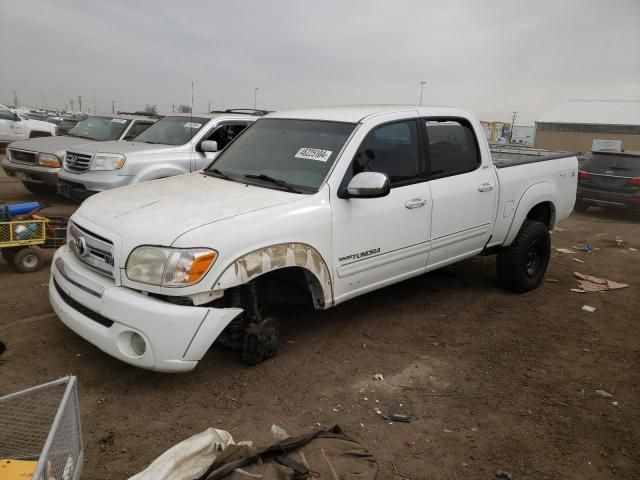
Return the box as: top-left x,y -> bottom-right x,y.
1,0 -> 638,124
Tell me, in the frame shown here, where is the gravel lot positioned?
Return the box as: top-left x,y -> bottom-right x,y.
1,155 -> 639,479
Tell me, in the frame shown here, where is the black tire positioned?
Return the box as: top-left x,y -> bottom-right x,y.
2,248 -> 19,264
13,247 -> 44,273
23,182 -> 56,195
574,200 -> 590,213
241,316 -> 281,365
496,220 -> 551,293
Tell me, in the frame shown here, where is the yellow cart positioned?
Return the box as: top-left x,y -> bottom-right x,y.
0,215 -> 67,273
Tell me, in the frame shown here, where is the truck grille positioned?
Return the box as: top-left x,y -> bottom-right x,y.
68,221 -> 115,278
9,148 -> 37,164
64,151 -> 93,173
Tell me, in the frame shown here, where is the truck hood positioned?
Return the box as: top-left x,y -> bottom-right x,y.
67,140 -> 176,156
74,172 -> 302,247
24,118 -> 55,132
8,135 -> 96,157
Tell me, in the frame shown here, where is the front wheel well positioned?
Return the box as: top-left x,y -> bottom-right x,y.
526,201 -> 555,229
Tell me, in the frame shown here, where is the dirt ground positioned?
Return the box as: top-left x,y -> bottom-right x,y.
1,158 -> 639,479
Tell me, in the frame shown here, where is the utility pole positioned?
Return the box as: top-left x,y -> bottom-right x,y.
12,91 -> 18,108
93,89 -> 97,114
509,111 -> 517,143
70,99 -> 74,111
419,81 -> 427,105
111,101 -> 116,114
208,100 -> 211,112
254,87 -> 259,109
171,103 -> 176,113
44,91 -> 47,110
78,96 -> 83,112
221,98 -> 224,111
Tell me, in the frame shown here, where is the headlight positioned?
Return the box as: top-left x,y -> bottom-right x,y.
90,153 -> 126,171
38,153 -> 61,168
125,246 -> 217,287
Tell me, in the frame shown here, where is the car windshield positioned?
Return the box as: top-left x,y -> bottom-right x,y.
132,116 -> 208,145
585,153 -> 640,171
67,116 -> 131,141
207,119 -> 356,193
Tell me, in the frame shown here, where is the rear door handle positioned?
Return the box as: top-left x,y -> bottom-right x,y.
478,183 -> 494,192
405,197 -> 427,209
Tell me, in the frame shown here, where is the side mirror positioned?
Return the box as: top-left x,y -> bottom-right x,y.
346,172 -> 390,198
201,140 -> 218,153
13,113 -> 20,121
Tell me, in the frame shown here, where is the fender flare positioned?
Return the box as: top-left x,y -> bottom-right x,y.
504,181 -> 557,246
213,243 -> 334,309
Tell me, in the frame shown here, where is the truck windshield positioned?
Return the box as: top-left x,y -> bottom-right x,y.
67,116 -> 131,141
207,119 -> 356,193
132,116 -> 208,145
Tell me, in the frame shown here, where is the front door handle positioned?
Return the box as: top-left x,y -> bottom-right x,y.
405,197 -> 427,209
478,183 -> 494,192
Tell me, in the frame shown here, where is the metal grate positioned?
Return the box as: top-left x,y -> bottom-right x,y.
64,151 -> 93,173
54,278 -> 114,327
0,219 -> 46,247
0,377 -> 83,480
8,149 -> 37,164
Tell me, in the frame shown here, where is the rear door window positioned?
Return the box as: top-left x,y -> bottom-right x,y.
204,122 -> 250,150
423,119 -> 479,178
123,121 -> 154,140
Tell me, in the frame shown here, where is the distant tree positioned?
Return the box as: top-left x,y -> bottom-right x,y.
177,104 -> 192,113
144,104 -> 158,114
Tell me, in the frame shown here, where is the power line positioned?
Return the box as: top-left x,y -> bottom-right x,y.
419,81 -> 427,105
509,111 -> 517,143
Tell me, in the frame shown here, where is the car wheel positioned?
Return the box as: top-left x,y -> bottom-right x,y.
496,220 -> 551,293
574,200 -> 590,213
23,182 -> 56,195
13,247 -> 45,273
241,316 -> 281,365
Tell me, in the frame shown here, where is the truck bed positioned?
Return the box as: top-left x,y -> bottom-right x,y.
490,145 -> 575,168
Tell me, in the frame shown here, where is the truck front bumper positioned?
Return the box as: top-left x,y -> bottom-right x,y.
1,158 -> 60,186
57,170 -> 134,202
49,246 -> 242,372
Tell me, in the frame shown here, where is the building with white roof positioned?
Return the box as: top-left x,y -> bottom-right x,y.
534,100 -> 640,153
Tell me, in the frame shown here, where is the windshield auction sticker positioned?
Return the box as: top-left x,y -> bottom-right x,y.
295,148 -> 332,162
184,122 -> 202,129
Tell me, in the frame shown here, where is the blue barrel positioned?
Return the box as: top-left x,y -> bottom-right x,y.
7,202 -> 40,217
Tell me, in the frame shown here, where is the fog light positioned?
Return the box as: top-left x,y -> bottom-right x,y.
130,333 -> 146,356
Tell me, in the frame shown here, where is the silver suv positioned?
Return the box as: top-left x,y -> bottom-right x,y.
1,114 -> 157,194
57,111 -> 262,202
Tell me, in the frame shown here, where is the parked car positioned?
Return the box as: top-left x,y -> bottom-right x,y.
50,105 -> 577,372
576,150 -> 640,211
57,111 -> 261,202
0,104 -> 56,146
1,115 -> 158,194
55,117 -> 82,136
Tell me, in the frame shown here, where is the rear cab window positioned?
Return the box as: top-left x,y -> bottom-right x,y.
423,118 -> 480,178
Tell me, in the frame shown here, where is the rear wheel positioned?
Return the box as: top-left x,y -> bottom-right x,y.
13,247 -> 45,273
496,220 -> 550,293
23,182 -> 56,195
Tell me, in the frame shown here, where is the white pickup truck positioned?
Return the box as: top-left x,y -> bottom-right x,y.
0,104 -> 56,145
50,106 -> 577,372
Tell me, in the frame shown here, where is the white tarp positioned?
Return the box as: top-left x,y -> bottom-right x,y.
128,428 -> 237,480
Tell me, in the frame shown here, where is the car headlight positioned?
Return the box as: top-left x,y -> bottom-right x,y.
125,246 -> 218,287
38,153 -> 61,168
90,153 -> 126,171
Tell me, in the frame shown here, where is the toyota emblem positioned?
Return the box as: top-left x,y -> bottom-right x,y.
75,237 -> 88,256
67,154 -> 77,166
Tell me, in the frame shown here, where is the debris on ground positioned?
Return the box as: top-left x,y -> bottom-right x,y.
374,373 -> 384,382
556,248 -> 575,254
573,272 -> 629,292
629,247 -> 637,252
616,238 -> 624,246
546,278 -> 560,283
595,389 -> 613,398
495,468 -> 514,479
572,258 -> 585,263
582,305 -> 597,313
388,411 -> 412,423
573,244 -> 593,253
270,424 -> 290,440
571,288 -> 587,293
